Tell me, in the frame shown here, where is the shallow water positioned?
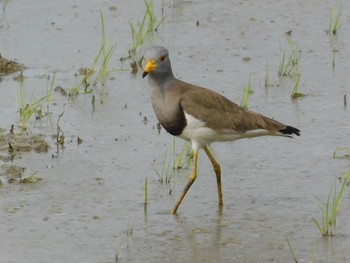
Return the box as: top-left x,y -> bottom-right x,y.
1,0 -> 350,262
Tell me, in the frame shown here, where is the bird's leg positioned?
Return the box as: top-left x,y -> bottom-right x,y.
171,149 -> 198,214
203,146 -> 223,207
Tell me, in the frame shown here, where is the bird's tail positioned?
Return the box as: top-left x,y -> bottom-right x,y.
279,126 -> 300,136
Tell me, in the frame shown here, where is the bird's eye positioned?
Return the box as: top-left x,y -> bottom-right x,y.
160,55 -> 166,62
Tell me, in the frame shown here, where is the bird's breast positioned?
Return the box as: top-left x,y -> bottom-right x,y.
151,87 -> 186,136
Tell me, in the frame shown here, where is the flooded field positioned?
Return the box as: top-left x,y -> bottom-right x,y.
1,0 -> 350,262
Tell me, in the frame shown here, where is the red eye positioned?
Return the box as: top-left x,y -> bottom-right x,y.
160,55 -> 166,62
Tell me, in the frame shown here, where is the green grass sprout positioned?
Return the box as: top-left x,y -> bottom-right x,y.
328,7 -> 342,35
56,111 -> 65,147
278,37 -> 301,78
126,222 -> 134,236
18,73 -> 55,130
333,147 -> 350,159
0,0 -> 9,27
94,10 -> 117,82
173,137 -> 192,170
153,148 -> 174,184
70,10 -> 117,96
241,74 -> 252,110
286,237 -> 298,263
19,171 -> 42,184
312,173 -> 350,237
278,50 -> 288,77
153,138 -> 193,185
291,73 -> 304,100
144,177 -> 148,208
264,59 -> 270,88
126,0 -> 165,72
129,0 -> 157,55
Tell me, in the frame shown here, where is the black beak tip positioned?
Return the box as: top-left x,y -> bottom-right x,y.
142,71 -> 148,78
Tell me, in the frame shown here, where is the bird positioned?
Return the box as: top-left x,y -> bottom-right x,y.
142,46 -> 300,214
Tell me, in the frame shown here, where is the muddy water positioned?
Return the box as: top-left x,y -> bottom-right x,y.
1,0 -> 350,262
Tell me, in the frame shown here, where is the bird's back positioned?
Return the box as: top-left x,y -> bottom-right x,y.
175,79 -> 288,135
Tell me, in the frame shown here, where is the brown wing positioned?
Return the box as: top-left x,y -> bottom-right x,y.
178,80 -> 287,133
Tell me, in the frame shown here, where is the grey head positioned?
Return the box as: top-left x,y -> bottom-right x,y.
142,46 -> 174,79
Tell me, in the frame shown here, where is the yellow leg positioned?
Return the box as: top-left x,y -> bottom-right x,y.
203,146 -> 223,207
171,149 -> 199,214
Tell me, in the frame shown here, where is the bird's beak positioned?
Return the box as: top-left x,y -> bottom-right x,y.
142,60 -> 156,78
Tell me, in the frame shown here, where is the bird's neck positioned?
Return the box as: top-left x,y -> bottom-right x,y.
148,71 -> 175,90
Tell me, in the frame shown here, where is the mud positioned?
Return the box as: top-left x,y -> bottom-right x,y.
0,54 -> 26,76
0,127 -> 49,185
0,127 -> 49,155
1,0 -> 350,263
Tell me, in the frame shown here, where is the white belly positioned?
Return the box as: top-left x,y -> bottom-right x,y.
179,112 -> 278,148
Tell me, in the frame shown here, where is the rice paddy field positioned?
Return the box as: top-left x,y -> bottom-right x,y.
1,0 -> 350,262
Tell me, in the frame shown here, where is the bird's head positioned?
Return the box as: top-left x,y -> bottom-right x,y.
142,46 -> 172,78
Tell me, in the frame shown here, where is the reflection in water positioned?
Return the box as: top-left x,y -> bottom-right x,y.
169,206 -> 225,262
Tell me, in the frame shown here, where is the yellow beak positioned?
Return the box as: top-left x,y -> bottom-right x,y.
142,60 -> 156,78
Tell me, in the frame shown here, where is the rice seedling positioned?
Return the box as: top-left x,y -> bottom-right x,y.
70,10 -> 117,96
0,0 -> 9,27
126,222 -> 134,236
278,37 -> 301,78
312,172 -> 350,237
310,242 -> 315,262
126,0 -> 164,72
144,177 -> 148,208
94,11 -> 117,82
19,171 -> 42,184
172,137 -> 192,170
331,49 -> 340,70
328,7 -> 342,35
46,74 -> 55,105
277,38 -> 304,100
56,111 -> 65,146
153,148 -> 174,184
278,50 -> 288,77
241,74 -> 252,110
18,73 -> 55,130
291,73 -> 304,100
344,94 -> 347,108
70,67 -> 95,96
153,137 -> 193,185
333,147 -> 350,159
264,60 -> 270,88
286,237 -> 298,263
36,73 -> 55,120
129,0 -> 157,55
